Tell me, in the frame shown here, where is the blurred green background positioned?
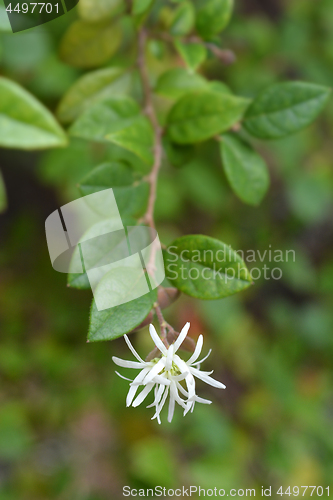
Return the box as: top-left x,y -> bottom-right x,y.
1,0 -> 333,498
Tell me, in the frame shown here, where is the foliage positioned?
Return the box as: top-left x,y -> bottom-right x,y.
1,0 -> 330,343
1,0 -> 333,497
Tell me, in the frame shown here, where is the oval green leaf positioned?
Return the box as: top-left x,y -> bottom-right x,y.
78,0 -> 124,22
88,275 -> 157,342
221,133 -> 270,205
0,77 -> 67,150
165,235 -> 252,299
69,96 -> 140,142
243,81 -> 331,140
67,217 -> 136,289
60,20 -> 121,68
79,162 -> 149,218
174,41 -> 207,72
170,1 -> 195,36
57,67 -> 129,124
196,0 -> 234,38
105,116 -> 154,166
155,68 -> 208,100
167,91 -> 250,144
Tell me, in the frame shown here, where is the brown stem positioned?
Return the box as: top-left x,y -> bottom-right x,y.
137,28 -> 168,342
137,28 -> 163,232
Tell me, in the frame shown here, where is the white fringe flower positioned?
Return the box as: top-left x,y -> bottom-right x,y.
112,322 -> 226,424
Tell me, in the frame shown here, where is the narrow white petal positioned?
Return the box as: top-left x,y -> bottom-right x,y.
149,324 -> 168,355
147,384 -> 165,408
165,345 -> 174,371
192,395 -> 212,405
115,371 -> 133,382
132,383 -> 155,407
152,386 -> 169,424
176,381 -> 189,398
193,349 -> 212,367
130,367 -> 151,386
190,367 -> 226,389
174,355 -> 196,398
173,322 -> 190,352
124,335 -> 145,363
126,384 -> 140,407
112,357 -> 145,369
186,334 -> 203,365
153,375 -> 171,386
126,367 -> 151,406
170,381 -> 187,409
168,393 -> 175,423
143,358 -> 166,384
171,372 -> 188,382
183,401 -> 193,416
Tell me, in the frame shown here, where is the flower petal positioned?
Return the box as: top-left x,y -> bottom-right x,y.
170,381 -> 187,409
186,334 -> 203,365
173,322 -> 190,352
126,384 -> 140,407
112,357 -> 145,369
115,371 -> 133,382
165,344 -> 174,372
132,383 -> 155,407
126,367 -> 151,406
153,375 -> 171,386
168,393 -> 175,423
192,395 -> 212,405
143,358 -> 166,384
130,367 -> 151,386
152,386 -> 169,424
193,349 -> 212,367
124,335 -> 145,363
149,324 -> 168,355
190,367 -> 226,389
147,384 -> 165,408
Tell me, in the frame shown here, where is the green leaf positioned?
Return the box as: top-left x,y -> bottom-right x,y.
208,81 -> 232,95
163,136 -> 196,167
0,170 -> 7,213
69,96 -> 140,143
243,81 -> 332,140
155,68 -> 207,100
220,134 -> 270,205
132,0 -> 154,16
88,275 -> 156,341
60,20 -> 121,68
165,235 -> 252,299
174,41 -> 207,72
78,0 -> 124,22
170,1 -> 195,36
105,116 -> 154,166
0,77 -> 67,150
196,0 -> 234,38
67,217 -> 135,289
79,162 -> 149,218
69,97 -> 154,165
167,91 -> 250,144
0,6 -> 11,32
57,67 -> 130,124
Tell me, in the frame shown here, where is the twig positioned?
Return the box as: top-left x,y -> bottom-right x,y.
137,29 -> 163,231
150,31 -> 236,66
137,28 -> 168,342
